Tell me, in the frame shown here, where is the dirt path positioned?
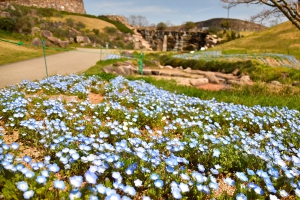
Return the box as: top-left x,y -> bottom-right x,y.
0,48 -> 113,88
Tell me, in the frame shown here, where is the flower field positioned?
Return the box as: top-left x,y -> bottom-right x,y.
1,74 -> 300,199
174,51 -> 300,68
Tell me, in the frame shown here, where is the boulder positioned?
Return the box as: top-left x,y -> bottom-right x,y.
76,36 -> 84,43
31,27 -> 40,36
189,78 -> 209,86
240,75 -> 251,83
40,30 -> 53,38
103,65 -> 115,74
232,68 -> 240,76
183,67 -> 192,73
292,81 -> 300,87
143,70 -> 152,75
204,72 -> 219,84
83,36 -> 91,44
164,65 -> 173,69
31,38 -> 42,47
270,80 -> 282,87
69,38 -> 74,44
115,66 -> 126,76
151,71 -> 160,75
0,11 -> 10,18
47,36 -> 60,45
58,41 -> 69,48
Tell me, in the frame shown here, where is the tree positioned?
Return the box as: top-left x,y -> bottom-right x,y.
157,22 -> 167,30
127,15 -> 149,27
185,21 -> 196,30
221,19 -> 231,29
220,0 -> 300,30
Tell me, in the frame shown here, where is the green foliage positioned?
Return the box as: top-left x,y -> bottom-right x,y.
185,21 -> 196,30
221,20 -> 231,29
104,27 -> 117,35
92,28 -> 100,35
98,16 -> 134,34
157,22 -> 167,30
66,18 -> 74,27
0,18 -> 15,32
76,21 -> 86,30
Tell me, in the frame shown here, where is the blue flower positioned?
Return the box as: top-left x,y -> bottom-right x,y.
48,163 -> 60,173
154,179 -> 164,188
54,180 -> 66,190
105,193 -> 121,200
236,193 -> 247,200
89,195 -> 99,200
236,172 -> 248,182
124,185 -> 136,196
150,173 -> 159,180
85,170 -> 98,184
36,176 -> 47,184
23,190 -> 34,199
212,149 -> 220,157
69,189 -> 82,200
11,142 -> 19,150
197,164 -> 205,172
17,181 -> 29,192
134,179 -> 143,187
179,182 -> 189,193
23,156 -> 32,163
69,175 -> 83,188
224,177 -> 235,186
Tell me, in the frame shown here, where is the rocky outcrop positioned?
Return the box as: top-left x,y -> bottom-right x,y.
2,0 -> 86,14
137,29 -> 214,51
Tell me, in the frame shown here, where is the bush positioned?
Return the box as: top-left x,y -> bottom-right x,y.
0,18 -> 15,32
98,16 -> 134,34
104,27 -> 117,35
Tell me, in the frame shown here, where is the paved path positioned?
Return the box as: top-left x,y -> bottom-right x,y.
0,48 -> 112,88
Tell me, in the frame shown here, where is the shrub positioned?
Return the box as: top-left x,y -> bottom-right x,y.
104,27 -> 117,35
0,18 -> 15,32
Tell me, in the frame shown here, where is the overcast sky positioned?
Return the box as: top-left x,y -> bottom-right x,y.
83,0 -> 287,27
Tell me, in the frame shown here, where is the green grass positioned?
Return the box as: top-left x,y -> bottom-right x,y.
126,76 -> 300,111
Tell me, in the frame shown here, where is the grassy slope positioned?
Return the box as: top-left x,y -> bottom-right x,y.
50,15 -> 116,30
214,21 -> 300,57
0,40 -> 63,65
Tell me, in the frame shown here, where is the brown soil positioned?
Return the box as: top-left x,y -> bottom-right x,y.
88,93 -> 105,104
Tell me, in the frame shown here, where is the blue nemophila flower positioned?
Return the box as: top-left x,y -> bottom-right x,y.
171,187 -> 182,199
47,163 -> 60,173
85,170 -> 98,184
212,149 -> 220,157
17,181 -> 29,192
150,173 -> 159,180
69,175 -> 83,188
124,185 -> 136,196
279,190 -> 289,197
23,190 -> 34,199
23,156 -> 32,163
89,195 -> 99,200
105,193 -> 121,200
224,177 -> 235,186
247,168 -> 255,175
36,176 -> 46,184
11,142 -> 19,150
154,180 -> 164,188
69,189 -> 82,200
54,180 -> 66,190
196,184 -> 210,194
134,179 -> 143,187
96,184 -> 106,194
142,196 -> 151,200
236,193 -> 247,200
269,194 -> 279,200
179,182 -> 189,193
197,164 -> 205,172
236,172 -> 248,182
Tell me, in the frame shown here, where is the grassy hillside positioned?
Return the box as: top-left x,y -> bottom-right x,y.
50,15 -> 116,31
214,21 -> 300,58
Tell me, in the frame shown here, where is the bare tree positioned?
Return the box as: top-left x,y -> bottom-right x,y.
126,15 -> 149,27
220,0 -> 300,30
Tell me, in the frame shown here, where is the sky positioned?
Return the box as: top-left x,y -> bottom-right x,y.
83,0 -> 287,27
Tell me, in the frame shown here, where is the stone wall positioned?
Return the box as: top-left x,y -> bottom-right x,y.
1,0 -> 85,14
137,29 -> 211,51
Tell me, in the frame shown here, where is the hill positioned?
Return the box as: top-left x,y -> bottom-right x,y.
195,18 -> 266,32
214,21 -> 300,56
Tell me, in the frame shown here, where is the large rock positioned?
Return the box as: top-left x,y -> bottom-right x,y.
103,66 -> 115,74
47,36 -> 60,45
83,36 -> 91,44
31,38 -> 42,47
0,11 -> 10,18
240,75 -> 251,83
31,27 -> 40,36
76,36 -> 84,43
204,72 -> 219,84
40,30 -> 53,38
189,78 -> 209,86
164,65 -> 173,69
58,41 -> 69,48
